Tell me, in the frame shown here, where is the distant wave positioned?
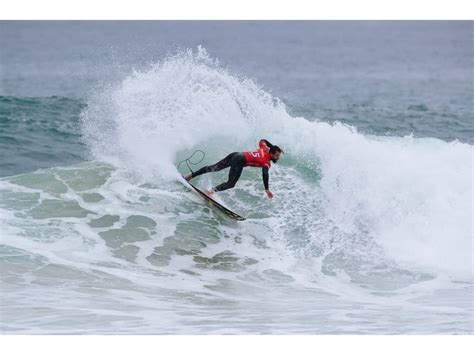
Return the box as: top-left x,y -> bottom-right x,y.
0,96 -> 86,177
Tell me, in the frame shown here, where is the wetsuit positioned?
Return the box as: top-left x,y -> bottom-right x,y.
190,139 -> 273,192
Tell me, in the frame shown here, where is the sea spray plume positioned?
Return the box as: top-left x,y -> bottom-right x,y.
80,47 -> 288,180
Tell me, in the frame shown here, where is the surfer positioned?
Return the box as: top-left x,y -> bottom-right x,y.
184,139 -> 283,199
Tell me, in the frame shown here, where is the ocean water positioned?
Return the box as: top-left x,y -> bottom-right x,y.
0,21 -> 473,334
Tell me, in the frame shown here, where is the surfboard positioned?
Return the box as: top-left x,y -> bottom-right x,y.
180,176 -> 246,221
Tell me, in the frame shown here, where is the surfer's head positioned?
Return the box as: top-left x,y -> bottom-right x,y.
269,145 -> 283,163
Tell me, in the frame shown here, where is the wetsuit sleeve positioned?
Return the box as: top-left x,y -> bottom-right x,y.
262,167 -> 269,190
259,139 -> 273,150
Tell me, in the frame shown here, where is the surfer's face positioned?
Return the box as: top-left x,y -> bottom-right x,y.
270,151 -> 282,163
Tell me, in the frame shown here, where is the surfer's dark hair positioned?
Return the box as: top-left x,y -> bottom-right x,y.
269,145 -> 282,154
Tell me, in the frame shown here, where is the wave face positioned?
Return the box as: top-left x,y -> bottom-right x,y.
1,49 -> 473,334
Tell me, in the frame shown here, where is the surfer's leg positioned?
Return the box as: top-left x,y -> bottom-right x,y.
190,152 -> 238,179
212,153 -> 245,192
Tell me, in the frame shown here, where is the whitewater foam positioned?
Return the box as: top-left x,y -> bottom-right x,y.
81,48 -> 473,280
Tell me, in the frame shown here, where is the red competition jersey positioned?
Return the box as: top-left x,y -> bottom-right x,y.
244,139 -> 271,169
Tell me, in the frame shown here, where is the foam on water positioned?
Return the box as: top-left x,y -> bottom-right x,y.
1,48 -> 473,333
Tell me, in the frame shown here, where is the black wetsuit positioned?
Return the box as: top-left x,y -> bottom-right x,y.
191,152 -> 270,192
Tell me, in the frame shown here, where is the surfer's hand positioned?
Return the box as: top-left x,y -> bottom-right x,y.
265,190 -> 273,199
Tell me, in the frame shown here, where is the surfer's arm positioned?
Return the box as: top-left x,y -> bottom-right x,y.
262,167 -> 273,198
262,167 -> 269,190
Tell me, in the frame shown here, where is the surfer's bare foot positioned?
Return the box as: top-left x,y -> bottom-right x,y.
204,190 -> 214,197
184,173 -> 192,181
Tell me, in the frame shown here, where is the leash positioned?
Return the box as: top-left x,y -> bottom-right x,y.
177,150 -> 206,175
